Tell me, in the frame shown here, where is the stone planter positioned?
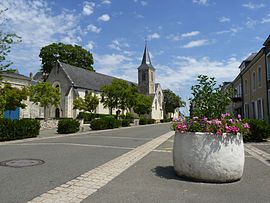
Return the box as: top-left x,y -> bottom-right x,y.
173,132 -> 245,183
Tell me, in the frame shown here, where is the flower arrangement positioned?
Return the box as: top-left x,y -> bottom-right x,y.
172,113 -> 250,136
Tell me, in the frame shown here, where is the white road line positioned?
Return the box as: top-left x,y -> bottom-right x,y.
15,142 -> 135,150
245,146 -> 270,167
28,131 -> 174,203
68,135 -> 152,141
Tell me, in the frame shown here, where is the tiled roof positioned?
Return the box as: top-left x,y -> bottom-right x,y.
0,71 -> 30,81
59,62 -> 137,91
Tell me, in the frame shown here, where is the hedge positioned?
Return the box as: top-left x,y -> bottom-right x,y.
0,118 -> 40,141
242,119 -> 270,142
90,116 -> 121,130
77,112 -> 114,123
57,118 -> 80,134
139,117 -> 156,125
121,119 -> 130,127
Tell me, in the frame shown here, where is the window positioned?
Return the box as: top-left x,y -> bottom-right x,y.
244,103 -> 249,118
244,80 -> 248,94
142,71 -> 146,81
267,53 -> 270,80
257,99 -> 263,120
252,72 -> 256,90
268,90 -> 270,119
158,92 -> 161,105
155,99 -> 157,110
151,72 -> 154,82
252,101 -> 257,119
258,66 -> 262,87
85,90 -> 88,97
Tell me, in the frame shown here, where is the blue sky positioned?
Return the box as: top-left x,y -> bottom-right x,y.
1,0 -> 270,114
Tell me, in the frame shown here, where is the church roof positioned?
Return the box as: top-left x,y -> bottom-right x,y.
59,62 -> 136,91
0,71 -> 31,81
138,45 -> 155,70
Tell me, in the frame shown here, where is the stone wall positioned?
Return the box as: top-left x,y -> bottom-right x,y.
40,119 -> 59,130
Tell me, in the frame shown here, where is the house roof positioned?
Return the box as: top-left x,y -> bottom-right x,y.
244,53 -> 257,62
0,71 -> 31,81
59,62 -> 136,91
263,35 -> 270,46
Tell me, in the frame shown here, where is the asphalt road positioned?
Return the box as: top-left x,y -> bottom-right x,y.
0,123 -> 171,203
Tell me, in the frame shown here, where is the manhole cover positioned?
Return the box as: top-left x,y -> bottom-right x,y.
0,159 -> 45,168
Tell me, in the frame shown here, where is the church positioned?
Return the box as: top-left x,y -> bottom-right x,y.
45,45 -> 164,121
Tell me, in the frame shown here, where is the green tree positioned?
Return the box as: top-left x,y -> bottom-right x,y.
100,79 -> 138,115
190,75 -> 232,119
163,89 -> 185,117
39,42 -> 95,74
29,82 -> 60,119
0,84 -> 28,118
73,92 -> 99,113
133,94 -> 152,116
0,9 -> 21,71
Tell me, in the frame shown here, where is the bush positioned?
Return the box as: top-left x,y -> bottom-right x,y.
139,117 -> 148,125
0,118 -> 40,141
90,116 -> 121,130
90,119 -> 107,130
121,119 -> 130,127
77,112 -> 111,123
243,119 -> 270,142
57,119 -> 80,134
147,119 -> 155,124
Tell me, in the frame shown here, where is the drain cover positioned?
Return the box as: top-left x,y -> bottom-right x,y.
0,159 -> 45,168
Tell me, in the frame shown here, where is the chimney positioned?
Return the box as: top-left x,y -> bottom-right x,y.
29,72 -> 33,80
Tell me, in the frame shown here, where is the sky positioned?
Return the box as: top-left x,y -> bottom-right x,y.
1,0 -> 270,114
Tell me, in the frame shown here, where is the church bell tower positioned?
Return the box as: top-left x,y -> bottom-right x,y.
138,43 -> 156,95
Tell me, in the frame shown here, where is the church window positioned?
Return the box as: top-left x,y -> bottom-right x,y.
155,99 -> 157,110
151,72 -> 153,82
142,71 -> 146,81
158,92 -> 161,105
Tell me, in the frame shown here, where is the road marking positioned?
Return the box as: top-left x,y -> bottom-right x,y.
15,142 -> 135,150
245,145 -> 270,167
28,131 -> 174,203
68,135 -> 152,141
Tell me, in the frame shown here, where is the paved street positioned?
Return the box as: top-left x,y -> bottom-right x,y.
0,123 -> 270,203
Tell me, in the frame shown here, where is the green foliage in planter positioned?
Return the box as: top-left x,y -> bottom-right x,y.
190,75 -> 232,119
242,119 -> 270,142
57,118 -> 80,134
0,118 -> 40,141
121,119 -> 130,127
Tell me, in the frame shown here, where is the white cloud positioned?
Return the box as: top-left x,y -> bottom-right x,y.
242,2 -> 265,9
87,24 -> 101,33
219,16 -> 230,23
86,41 -> 94,50
245,18 -> 257,28
108,40 -> 129,51
182,39 -> 208,48
98,14 -> 110,21
182,31 -> 200,38
192,0 -> 208,5
216,26 -> 242,35
261,14 -> 270,24
101,0 -> 111,4
141,1 -> 148,6
83,1 -> 95,16
147,33 -> 160,40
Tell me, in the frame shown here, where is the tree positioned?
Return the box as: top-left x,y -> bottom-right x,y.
29,82 -> 60,119
39,42 -> 95,74
0,9 -> 21,71
100,81 -> 118,115
133,94 -> 152,116
73,92 -> 99,113
163,89 -> 185,117
0,84 -> 28,118
190,75 -> 232,119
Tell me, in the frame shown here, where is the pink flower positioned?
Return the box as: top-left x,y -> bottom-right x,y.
216,129 -> 223,136
237,114 -> 241,119
243,123 -> 250,129
229,119 -> 234,123
225,125 -> 231,133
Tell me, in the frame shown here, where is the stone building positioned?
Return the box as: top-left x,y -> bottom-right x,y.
227,35 -> 270,123
0,71 -> 43,119
45,45 -> 164,121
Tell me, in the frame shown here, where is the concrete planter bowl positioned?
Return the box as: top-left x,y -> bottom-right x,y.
173,132 -> 245,183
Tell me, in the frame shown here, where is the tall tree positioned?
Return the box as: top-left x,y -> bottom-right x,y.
163,89 -> 185,117
0,9 -> 21,71
39,42 -> 95,74
73,92 -> 99,113
0,84 -> 28,118
29,82 -> 60,120
100,81 -> 118,115
133,94 -> 152,116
